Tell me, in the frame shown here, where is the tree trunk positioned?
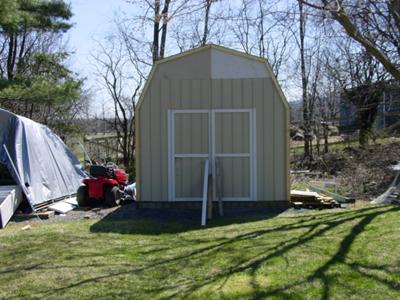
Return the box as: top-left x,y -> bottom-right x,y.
258,0 -> 265,57
298,0 -> 311,158
359,127 -> 370,149
358,109 -> 376,149
159,0 -> 171,59
152,0 -> 161,63
323,123 -> 329,153
315,123 -> 320,155
7,33 -> 17,80
201,0 -> 212,46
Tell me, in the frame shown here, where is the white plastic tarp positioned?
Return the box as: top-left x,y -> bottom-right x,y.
0,108 -> 86,208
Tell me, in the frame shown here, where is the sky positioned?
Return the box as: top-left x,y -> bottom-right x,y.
66,0 -> 299,108
67,0 -> 131,99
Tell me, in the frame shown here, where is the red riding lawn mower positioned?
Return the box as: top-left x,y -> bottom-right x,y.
77,164 -> 130,207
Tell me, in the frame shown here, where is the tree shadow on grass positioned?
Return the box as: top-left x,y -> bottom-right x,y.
89,205 -> 288,235
42,205 -> 400,299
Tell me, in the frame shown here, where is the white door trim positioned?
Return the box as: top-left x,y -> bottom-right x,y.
168,108 -> 256,201
168,109 -> 211,201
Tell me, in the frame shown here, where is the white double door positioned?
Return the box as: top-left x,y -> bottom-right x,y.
168,109 -> 256,201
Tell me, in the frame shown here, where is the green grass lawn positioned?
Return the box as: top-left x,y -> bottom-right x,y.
1,206 -> 400,299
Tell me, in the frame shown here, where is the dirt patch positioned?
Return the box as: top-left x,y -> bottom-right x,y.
9,203 -> 137,226
291,141 -> 400,200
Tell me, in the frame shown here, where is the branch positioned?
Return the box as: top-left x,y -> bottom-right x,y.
302,0 -> 400,80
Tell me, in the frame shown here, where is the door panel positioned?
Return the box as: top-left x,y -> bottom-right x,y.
171,111 -> 209,201
175,113 -> 209,154
215,112 -> 250,154
175,157 -> 205,198
216,157 -> 250,198
214,110 -> 253,200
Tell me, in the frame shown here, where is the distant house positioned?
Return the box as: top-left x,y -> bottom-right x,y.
339,82 -> 400,133
376,84 -> 400,129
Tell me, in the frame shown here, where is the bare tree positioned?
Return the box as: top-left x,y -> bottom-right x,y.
126,0 -> 205,63
297,0 -> 313,158
227,0 -> 294,81
201,0 -> 215,46
167,0 -> 228,50
152,0 -> 172,62
91,39 -> 142,176
302,0 -> 400,80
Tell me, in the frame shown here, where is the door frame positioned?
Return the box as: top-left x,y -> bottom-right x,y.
168,108 -> 256,201
212,109 -> 257,201
168,109 -> 211,201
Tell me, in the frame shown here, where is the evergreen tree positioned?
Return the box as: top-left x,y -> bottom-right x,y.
0,0 -> 85,130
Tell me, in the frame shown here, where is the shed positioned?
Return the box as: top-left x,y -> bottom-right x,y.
135,45 -> 290,208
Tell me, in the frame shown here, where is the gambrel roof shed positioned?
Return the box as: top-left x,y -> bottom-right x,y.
136,44 -> 290,207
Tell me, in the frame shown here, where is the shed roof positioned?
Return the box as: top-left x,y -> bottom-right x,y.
137,44 -> 288,110
153,44 -> 272,80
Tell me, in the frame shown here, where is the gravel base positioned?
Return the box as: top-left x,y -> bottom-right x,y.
8,202 -> 347,227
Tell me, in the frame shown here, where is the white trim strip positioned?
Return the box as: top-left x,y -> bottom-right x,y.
211,110 -> 216,202
212,108 -> 253,113
175,197 -> 203,201
252,109 -> 257,201
173,109 -> 210,114
171,110 -> 176,200
173,197 -> 253,202
222,197 -> 253,201
201,160 -> 209,226
174,154 -> 209,158
215,153 -> 250,158
167,110 -> 172,201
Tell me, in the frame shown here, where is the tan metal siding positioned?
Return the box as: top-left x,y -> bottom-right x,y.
252,79 -> 263,199
154,50 -> 211,80
221,80 -> 232,109
215,112 -> 249,154
262,79 -> 275,200
160,79 -> 170,201
273,88 -> 287,200
211,80 -> 222,108
191,79 -> 202,109
150,81 -> 162,202
175,157 -> 204,198
210,48 -> 271,79
200,79 -> 211,109
219,157 -> 250,197
140,94 -> 152,201
175,113 -> 208,154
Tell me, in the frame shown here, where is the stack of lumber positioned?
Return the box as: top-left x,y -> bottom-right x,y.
309,185 -> 355,204
290,190 -> 340,209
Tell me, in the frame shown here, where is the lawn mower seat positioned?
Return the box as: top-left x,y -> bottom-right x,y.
89,165 -> 115,178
